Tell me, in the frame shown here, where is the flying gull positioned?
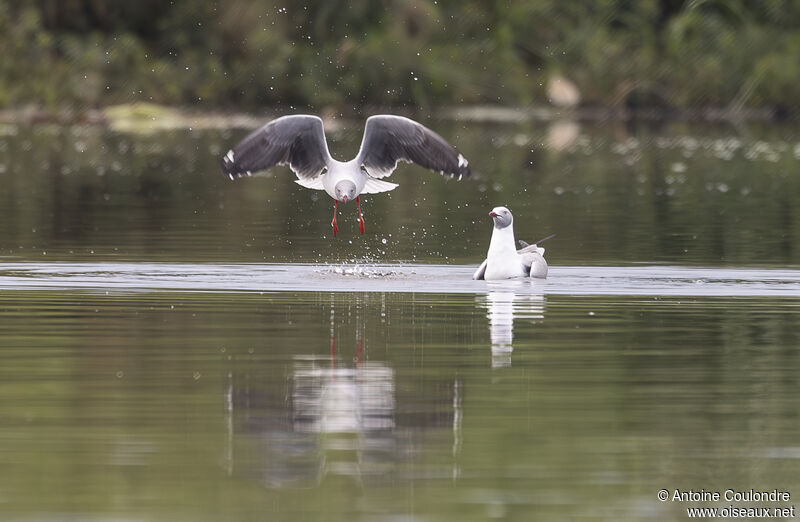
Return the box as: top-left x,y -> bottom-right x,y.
221,114 -> 471,236
473,206 -> 550,280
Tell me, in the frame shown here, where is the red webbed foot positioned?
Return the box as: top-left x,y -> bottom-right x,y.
357,196 -> 365,235
331,200 -> 339,237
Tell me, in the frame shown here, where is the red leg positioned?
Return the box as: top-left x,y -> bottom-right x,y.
331,200 -> 339,237
357,196 -> 365,234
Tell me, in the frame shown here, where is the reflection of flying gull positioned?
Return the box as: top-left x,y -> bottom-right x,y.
473,206 -> 551,280
293,360 -> 395,434
221,115 -> 471,236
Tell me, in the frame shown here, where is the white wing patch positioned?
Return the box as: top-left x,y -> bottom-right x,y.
457,153 -> 468,168
363,161 -> 401,180
362,178 -> 399,194
294,177 -> 326,190
225,150 -> 235,163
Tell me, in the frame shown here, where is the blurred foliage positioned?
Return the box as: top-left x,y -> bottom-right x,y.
1,0 -> 800,112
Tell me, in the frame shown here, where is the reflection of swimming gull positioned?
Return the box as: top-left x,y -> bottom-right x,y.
482,289 -> 546,367
473,206 -> 550,280
487,291 -> 515,354
221,114 -> 471,236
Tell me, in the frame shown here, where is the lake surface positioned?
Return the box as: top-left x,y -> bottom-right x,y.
1,119 -> 799,520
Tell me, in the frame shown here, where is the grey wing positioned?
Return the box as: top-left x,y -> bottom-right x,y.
357,115 -> 471,180
472,259 -> 488,280
519,234 -> 555,250
517,244 -> 544,255
518,235 -> 553,278
520,252 -> 534,275
520,249 -> 549,279
519,244 -> 545,271
221,115 -> 330,181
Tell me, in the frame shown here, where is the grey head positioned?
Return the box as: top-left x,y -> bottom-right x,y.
489,206 -> 513,230
334,180 -> 357,203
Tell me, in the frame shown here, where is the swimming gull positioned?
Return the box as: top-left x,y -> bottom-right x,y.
473,206 -> 550,280
221,114 -> 471,236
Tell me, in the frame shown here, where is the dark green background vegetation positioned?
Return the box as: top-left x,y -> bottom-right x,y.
2,0 -> 799,114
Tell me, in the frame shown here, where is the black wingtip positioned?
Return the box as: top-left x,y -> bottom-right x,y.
442,161 -> 470,181
220,149 -> 236,180
533,233 -> 556,245
220,148 -> 253,180
456,153 -> 471,180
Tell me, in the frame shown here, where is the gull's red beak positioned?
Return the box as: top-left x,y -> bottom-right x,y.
342,195 -> 348,203
489,211 -> 498,217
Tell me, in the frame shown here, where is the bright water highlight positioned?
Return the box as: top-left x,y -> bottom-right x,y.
1,262 -> 799,296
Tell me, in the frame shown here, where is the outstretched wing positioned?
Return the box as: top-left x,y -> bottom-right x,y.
221,115 -> 330,180
357,115 -> 471,180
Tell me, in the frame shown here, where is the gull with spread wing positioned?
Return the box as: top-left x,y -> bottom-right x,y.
221,114 -> 471,236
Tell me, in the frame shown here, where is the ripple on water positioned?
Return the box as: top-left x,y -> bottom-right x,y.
0,263 -> 798,297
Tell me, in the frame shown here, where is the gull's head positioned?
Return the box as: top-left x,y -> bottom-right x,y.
334,180 -> 357,203
489,206 -> 513,229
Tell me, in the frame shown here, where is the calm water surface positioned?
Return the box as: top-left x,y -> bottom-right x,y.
0,120 -> 799,520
